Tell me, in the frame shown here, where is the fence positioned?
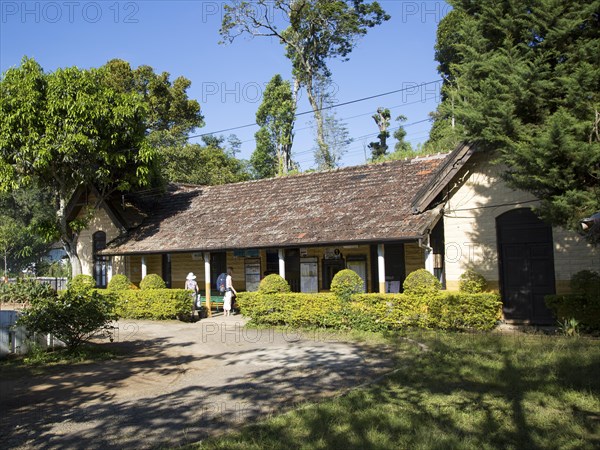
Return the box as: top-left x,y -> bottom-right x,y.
0,310 -> 64,358
6,277 -> 68,291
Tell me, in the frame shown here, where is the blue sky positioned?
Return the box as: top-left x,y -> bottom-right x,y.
1,0 -> 450,170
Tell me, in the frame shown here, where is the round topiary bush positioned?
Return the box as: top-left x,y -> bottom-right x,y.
140,274 -> 166,290
459,269 -> 487,293
403,269 -> 441,296
330,269 -> 364,301
258,274 -> 291,294
107,274 -> 133,291
68,274 -> 96,292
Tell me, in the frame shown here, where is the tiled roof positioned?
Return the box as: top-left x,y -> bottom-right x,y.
103,155 -> 448,255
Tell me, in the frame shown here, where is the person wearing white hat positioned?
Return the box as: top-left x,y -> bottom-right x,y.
185,272 -> 200,318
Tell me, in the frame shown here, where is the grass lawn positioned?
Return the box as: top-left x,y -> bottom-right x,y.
190,330 -> 600,450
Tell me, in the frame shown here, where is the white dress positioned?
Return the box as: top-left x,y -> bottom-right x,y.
223,274 -> 233,311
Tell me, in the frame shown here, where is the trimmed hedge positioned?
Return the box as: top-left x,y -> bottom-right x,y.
237,291 -> 502,331
237,292 -> 341,328
101,288 -> 192,320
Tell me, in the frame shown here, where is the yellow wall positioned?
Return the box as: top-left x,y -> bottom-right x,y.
77,202 -> 122,277
442,152 -> 599,292
404,243 -> 425,276
120,245 -> 398,292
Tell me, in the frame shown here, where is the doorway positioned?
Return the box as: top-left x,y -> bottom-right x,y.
496,208 -> 555,324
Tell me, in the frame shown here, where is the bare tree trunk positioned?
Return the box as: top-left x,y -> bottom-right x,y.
57,196 -> 82,277
306,85 -> 332,170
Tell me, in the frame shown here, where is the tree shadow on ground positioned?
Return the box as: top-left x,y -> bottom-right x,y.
198,332 -> 600,450
0,322 -> 397,449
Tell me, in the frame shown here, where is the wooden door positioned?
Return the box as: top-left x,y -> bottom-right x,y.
497,209 -> 555,324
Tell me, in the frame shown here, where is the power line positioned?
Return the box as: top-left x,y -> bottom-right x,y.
236,95 -> 439,145
188,80 -> 442,139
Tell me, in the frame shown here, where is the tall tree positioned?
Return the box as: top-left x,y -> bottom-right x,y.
368,107 -> 391,159
432,0 -> 600,239
220,0 -> 389,170
254,74 -> 296,176
0,58 -> 156,274
251,127 -> 278,179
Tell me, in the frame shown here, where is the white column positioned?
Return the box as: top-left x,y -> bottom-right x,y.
278,249 -> 286,279
377,244 -> 386,293
107,257 -> 113,283
204,252 -> 212,316
425,247 -> 434,275
141,255 -> 147,279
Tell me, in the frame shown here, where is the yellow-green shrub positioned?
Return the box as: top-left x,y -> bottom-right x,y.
237,292 -> 342,328
331,269 -> 364,301
237,291 -> 502,331
107,274 -> 133,291
428,293 -> 502,330
140,274 -> 166,290
258,274 -> 291,294
107,289 -> 192,320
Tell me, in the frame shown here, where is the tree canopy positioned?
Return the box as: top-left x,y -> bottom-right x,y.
161,136 -> 251,185
430,0 -> 600,239
0,58 -> 156,273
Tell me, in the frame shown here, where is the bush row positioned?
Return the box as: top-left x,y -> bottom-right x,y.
99,289 -> 193,320
236,291 -> 502,332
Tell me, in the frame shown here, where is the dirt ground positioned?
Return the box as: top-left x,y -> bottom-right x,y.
0,315 -> 396,449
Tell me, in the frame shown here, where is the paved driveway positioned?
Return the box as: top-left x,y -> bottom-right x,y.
0,315 -> 396,449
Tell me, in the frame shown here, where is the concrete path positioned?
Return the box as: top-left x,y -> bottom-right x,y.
0,315 -> 396,449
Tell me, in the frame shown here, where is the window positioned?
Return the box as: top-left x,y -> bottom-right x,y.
93,231 -> 109,288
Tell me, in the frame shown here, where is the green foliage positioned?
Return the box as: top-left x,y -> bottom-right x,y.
107,274 -> 133,291
251,127 -> 278,179
403,269 -> 442,296
17,287 -> 118,351
238,291 -> 502,332
459,269 -> 488,293
0,278 -> 54,303
237,292 -> 342,328
330,269 -> 365,301
108,289 -> 192,320
545,270 -> 600,331
545,294 -> 600,331
68,274 -> 96,292
557,317 -> 580,337
570,270 -> 600,298
103,59 -> 204,143
253,74 -> 296,176
0,186 -> 56,275
139,274 -> 166,290
258,274 -> 291,294
160,141 -> 251,186
431,1 -> 600,240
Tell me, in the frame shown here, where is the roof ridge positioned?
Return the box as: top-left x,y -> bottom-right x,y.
170,154 -> 451,193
